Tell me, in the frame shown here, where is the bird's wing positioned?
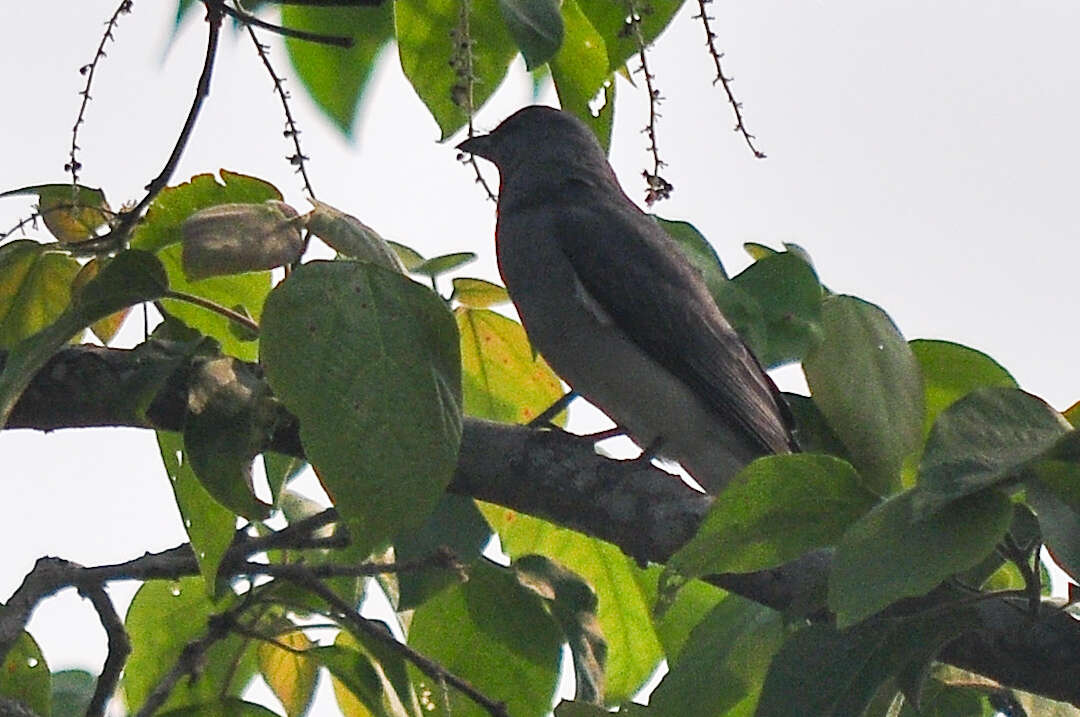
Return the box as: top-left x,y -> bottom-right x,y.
552,202 -> 796,454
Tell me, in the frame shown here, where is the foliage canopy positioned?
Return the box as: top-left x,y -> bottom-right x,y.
1,1 -> 1079,716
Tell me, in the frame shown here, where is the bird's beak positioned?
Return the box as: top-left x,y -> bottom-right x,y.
456,133 -> 495,160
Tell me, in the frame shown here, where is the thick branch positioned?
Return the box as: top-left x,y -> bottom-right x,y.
4,344 -> 1080,705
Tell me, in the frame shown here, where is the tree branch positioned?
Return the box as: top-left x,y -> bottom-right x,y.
3,344 -> 1080,705
79,584 -> 130,717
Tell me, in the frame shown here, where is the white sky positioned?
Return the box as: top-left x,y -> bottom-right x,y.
2,0 -> 1079,710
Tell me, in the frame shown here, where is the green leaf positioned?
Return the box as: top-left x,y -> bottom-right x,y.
910,339 -> 1017,439
130,172 -> 277,360
756,609 -> 981,717
828,488 -> 1012,626
412,252 -> 476,278
131,171 -> 282,254
480,506 -> 663,702
513,555 -> 607,704
1025,477 -> 1080,583
0,183 -> 111,243
550,0 -> 612,151
710,279 -> 769,359
386,241 -> 427,272
648,595 -> 782,717
656,215 -> 728,285
803,295 -> 924,493
451,277 -> 510,308
158,698 -> 282,717
0,625 -> 50,717
122,577 -> 258,712
394,494 -> 492,609
1063,400 -> 1080,428
332,625 -> 421,717
917,387 -> 1070,515
158,431 -> 237,595
156,244 -> 270,361
457,307 -> 565,425
260,261 -> 462,555
730,251 -> 823,368
257,630 -> 318,717
282,4 -> 395,135
783,393 -> 849,458
576,0 -> 685,72
651,578 -> 725,662
50,669 -> 95,717
554,702 -> 610,717
317,645 -> 390,716
408,560 -> 562,717
395,0 -> 517,140
498,0 -> 564,69
743,242 -> 778,261
183,356 -> 275,520
894,680 -> 994,717
0,240 -> 80,348
663,455 -> 877,589
263,452 -> 307,507
0,249 -> 168,427
71,257 -> 130,343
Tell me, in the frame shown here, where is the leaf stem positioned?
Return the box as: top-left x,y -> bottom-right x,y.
164,290 -> 260,335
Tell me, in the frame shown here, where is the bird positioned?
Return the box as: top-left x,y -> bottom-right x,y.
457,105 -> 796,495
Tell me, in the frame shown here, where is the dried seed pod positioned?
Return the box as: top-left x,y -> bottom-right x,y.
304,199 -> 406,274
181,200 -> 304,280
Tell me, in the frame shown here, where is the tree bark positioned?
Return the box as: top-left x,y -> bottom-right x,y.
5,344 -> 1080,706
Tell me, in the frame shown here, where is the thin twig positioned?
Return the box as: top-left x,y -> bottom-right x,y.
208,0 -> 354,47
79,584 -> 130,717
239,509 -> 339,556
625,0 -> 672,204
163,290 -> 261,335
692,0 -> 765,158
451,0 -> 497,202
0,213 -> 41,241
277,566 -> 510,717
103,2 -> 223,248
67,0 -> 135,187
240,19 -> 317,199
238,548 -> 464,580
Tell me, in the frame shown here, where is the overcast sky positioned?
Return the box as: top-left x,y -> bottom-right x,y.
2,0 -> 1079,708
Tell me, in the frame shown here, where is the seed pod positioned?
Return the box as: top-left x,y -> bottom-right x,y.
181,200 -> 303,280
304,199 -> 406,274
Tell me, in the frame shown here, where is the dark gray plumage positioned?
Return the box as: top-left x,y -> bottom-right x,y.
458,105 -> 795,494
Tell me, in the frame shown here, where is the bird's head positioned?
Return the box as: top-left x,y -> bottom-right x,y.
457,105 -> 616,191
